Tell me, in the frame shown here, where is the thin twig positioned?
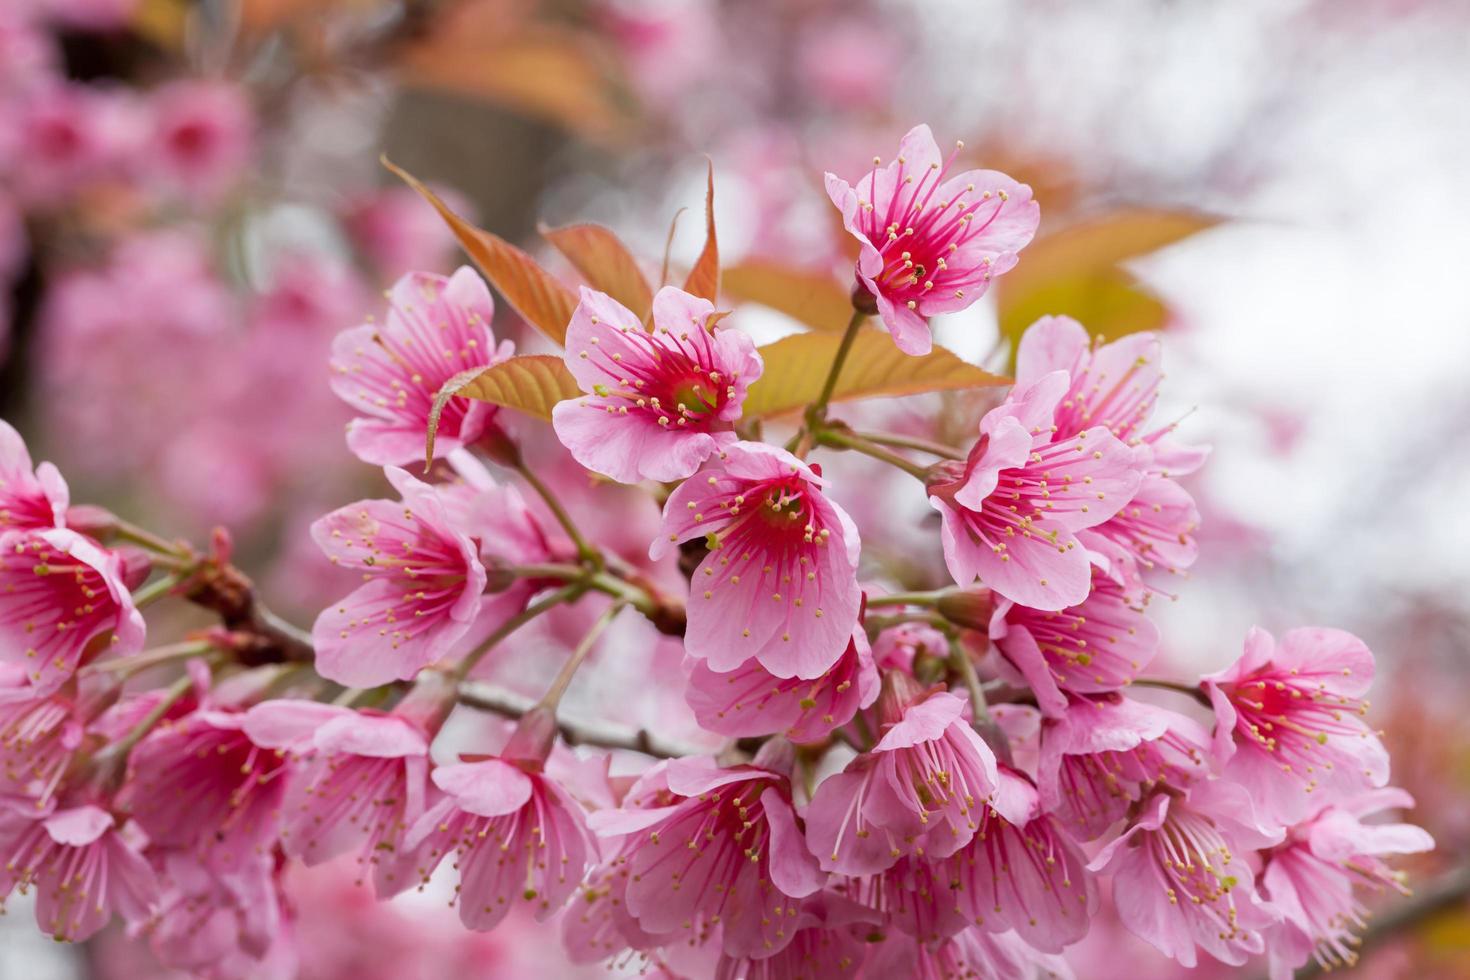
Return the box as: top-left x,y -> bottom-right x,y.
514,458 -> 600,567
816,427 -> 931,480
857,430 -> 966,460
1131,677 -> 1213,709
456,681 -> 707,758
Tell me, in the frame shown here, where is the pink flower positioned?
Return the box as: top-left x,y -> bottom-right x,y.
588,753 -> 825,959
147,80 -> 253,201
1203,627 -> 1389,826
1037,695 -> 1208,840
310,466 -> 487,687
1089,781 -> 1281,967
711,894 -> 872,979
927,370 -> 1144,610
805,686 -> 998,875
683,624 -> 878,742
989,571 -> 1159,716
0,803 -> 158,942
552,286 -> 763,484
339,185 -> 461,281
1260,788 -> 1433,976
0,418 -> 68,531
242,700 -> 431,893
330,268 -> 513,467
864,925 -> 1074,980
0,527 -> 145,697
0,671 -> 84,810
121,708 -> 288,872
145,851 -> 283,977
392,756 -> 594,931
938,766 -> 1097,952
652,442 -> 861,679
825,124 -> 1039,356
1016,315 -> 1206,596
870,620 -> 949,672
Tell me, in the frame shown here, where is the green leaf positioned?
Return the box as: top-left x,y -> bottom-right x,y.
743,329 -> 1007,419
425,355 -> 579,465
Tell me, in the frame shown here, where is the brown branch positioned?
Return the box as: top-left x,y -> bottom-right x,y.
456,681 -> 706,759
179,555 -> 315,666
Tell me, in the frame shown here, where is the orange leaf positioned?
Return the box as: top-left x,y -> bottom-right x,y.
384,157 -> 577,346
540,222 -> 653,320
683,162 -> 719,303
722,261 -> 853,332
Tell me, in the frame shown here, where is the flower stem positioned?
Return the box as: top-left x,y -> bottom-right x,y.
81,640 -> 214,678
112,519 -> 188,558
104,673 -> 194,766
866,589 -> 950,609
452,581 -> 588,682
131,573 -> 183,609
855,429 -> 965,460
815,427 -> 930,480
513,458 -> 601,569
807,308 -> 868,425
1132,677 -> 1212,708
540,600 -> 627,712
948,640 -> 1012,766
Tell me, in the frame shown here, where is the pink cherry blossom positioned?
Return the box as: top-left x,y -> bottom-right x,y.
0,418 -> 69,531
0,527 -> 144,697
830,853 -> 968,943
552,286 -> 763,484
392,756 -> 594,931
870,619 -> 949,672
330,268 -> 513,467
825,124 -> 1039,355
653,442 -> 861,679
145,851 -> 283,977
339,185 -> 461,281
864,924 -> 1075,980
989,571 -> 1160,715
310,466 -> 487,687
805,686 -> 998,875
1260,788 -> 1433,977
683,624 -> 878,742
1203,627 -> 1389,826
146,80 -> 254,201
1037,695 -> 1208,840
588,753 -> 825,959
242,700 -> 431,892
1089,782 -> 1281,968
0,670 -> 83,809
927,370 -> 1144,610
711,894 -> 873,979
121,708 -> 287,872
0,803 -> 158,942
939,766 -> 1097,952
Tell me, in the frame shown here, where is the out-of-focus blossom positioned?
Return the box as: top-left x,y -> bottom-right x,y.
339,185 -> 461,281
331,267 -> 512,467
654,441 -> 861,679
1204,627 -> 1389,826
33,0 -> 139,31
826,124 -> 1038,355
310,466 -> 487,687
146,80 -> 254,202
144,851 -> 287,979
553,286 -> 762,485
928,369 -> 1143,610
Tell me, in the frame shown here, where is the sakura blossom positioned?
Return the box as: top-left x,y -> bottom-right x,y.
330,268 -> 514,467
310,465 -> 487,687
928,370 -> 1145,610
1204,626 -> 1390,825
654,441 -> 861,679
826,124 -> 1039,355
0,419 -> 67,531
552,285 -> 763,484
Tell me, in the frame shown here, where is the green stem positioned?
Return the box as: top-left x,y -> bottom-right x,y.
514,459 -> 601,568
816,427 -> 930,480
80,640 -> 214,678
112,519 -> 188,558
949,641 -> 1012,765
131,573 -> 183,610
867,589 -> 950,609
540,600 -> 627,711
807,308 -> 867,424
856,430 -> 965,460
865,611 -> 950,632
452,581 -> 588,681
111,674 -> 193,759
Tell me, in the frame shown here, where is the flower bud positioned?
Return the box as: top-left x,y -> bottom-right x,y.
937,586 -> 995,631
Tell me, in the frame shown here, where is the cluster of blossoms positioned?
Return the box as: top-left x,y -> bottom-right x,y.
0,124 -> 1431,978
